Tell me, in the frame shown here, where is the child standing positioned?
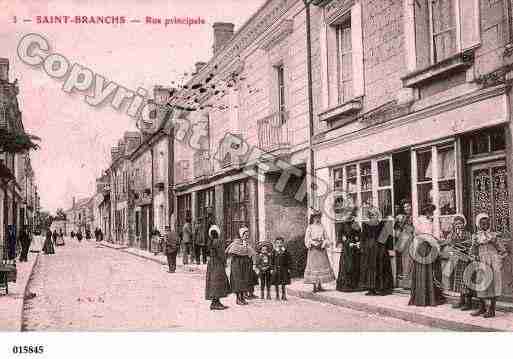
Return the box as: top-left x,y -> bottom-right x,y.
255,242 -> 274,299
470,213 -> 508,318
272,237 -> 292,300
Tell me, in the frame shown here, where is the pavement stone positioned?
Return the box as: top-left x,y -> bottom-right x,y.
287,281 -> 513,331
0,236 -> 42,331
20,240 -> 438,331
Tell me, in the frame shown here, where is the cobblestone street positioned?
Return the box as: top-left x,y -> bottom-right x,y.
21,240 -> 439,331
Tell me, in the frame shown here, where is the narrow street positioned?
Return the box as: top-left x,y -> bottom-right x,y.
21,240 -> 439,331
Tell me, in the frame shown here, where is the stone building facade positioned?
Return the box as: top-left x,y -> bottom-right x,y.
311,0 -> 513,297
173,0 -> 314,248
0,57 -> 38,259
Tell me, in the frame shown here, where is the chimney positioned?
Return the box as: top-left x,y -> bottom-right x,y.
194,62 -> 207,74
0,58 -> 9,82
212,22 -> 235,55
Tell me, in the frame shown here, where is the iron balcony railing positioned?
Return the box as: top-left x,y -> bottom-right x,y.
257,111 -> 291,152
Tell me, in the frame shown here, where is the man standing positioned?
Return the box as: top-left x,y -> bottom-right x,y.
164,225 -> 179,273
181,212 -> 193,265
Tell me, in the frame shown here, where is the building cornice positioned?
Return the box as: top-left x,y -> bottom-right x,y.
313,84 -> 508,152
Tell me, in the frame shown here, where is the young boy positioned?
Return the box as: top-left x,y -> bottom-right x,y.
272,237 -> 292,300
256,242 -> 273,299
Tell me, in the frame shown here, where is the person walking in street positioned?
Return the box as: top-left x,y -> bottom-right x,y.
336,207 -> 363,292
70,231 -> 75,239
446,214 -> 474,311
164,225 -> 179,273
59,229 -> 64,246
226,226 -> 254,305
181,212 -> 193,265
409,204 -> 446,306
255,241 -> 273,300
470,213 -> 508,318
19,227 -> 32,262
205,225 -> 230,310
304,209 -> 335,293
361,206 -> 394,296
77,231 -> 83,243
42,229 -> 55,255
272,237 -> 292,300
52,230 -> 58,245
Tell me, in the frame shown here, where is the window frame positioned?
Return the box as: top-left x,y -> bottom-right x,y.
335,18 -> 353,105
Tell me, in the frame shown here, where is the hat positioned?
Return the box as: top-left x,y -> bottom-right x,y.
475,213 -> 490,230
209,225 -> 221,238
256,240 -> 273,252
400,198 -> 411,207
421,204 -> 436,215
452,214 -> 466,226
239,226 -> 249,238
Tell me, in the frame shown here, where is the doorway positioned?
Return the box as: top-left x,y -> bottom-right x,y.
392,150 -> 412,288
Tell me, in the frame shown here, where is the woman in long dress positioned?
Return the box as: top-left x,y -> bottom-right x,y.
42,229 -> 55,255
225,227 -> 255,305
205,225 -> 230,310
409,204 -> 445,306
470,213 -> 507,318
336,208 -> 363,292
361,206 -> 394,296
445,214 -> 474,311
304,210 -> 335,293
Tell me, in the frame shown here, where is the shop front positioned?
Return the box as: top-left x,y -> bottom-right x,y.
315,86 -> 513,298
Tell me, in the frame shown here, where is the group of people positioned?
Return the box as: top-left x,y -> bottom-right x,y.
42,229 -> 65,254
302,201 -> 509,319
205,226 -> 292,310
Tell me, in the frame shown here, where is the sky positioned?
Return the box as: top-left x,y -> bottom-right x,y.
0,0 -> 266,213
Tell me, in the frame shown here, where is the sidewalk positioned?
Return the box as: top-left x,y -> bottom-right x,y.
0,236 -> 42,331
287,281 -> 513,331
98,241 -> 207,274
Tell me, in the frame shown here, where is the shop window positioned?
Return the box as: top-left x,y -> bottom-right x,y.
332,157 -> 394,222
469,126 -> 506,156
224,180 -> 249,242
413,142 -> 459,239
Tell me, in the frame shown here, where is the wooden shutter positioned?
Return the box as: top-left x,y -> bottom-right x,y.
459,0 -> 480,50
351,2 -> 364,98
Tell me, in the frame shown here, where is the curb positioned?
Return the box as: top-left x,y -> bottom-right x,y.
19,251 -> 40,332
287,287 -> 503,332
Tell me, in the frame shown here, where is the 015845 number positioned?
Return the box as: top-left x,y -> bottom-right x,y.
12,345 -> 44,355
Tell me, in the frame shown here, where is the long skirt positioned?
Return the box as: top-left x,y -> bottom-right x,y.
42,238 -> 55,255
336,248 -> 362,292
230,255 -> 251,292
304,247 -> 335,284
205,258 -> 231,300
367,243 -> 394,293
476,253 -> 503,298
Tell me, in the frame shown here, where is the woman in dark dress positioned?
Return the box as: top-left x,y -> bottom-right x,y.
42,229 -> 55,255
205,225 -> 230,310
336,208 -> 363,292
409,204 -> 446,306
361,206 -> 394,296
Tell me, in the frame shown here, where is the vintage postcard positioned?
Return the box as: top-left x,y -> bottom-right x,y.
1,0 -> 513,356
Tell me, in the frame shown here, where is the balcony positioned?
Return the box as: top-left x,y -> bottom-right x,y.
194,151 -> 213,179
257,111 -> 291,155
